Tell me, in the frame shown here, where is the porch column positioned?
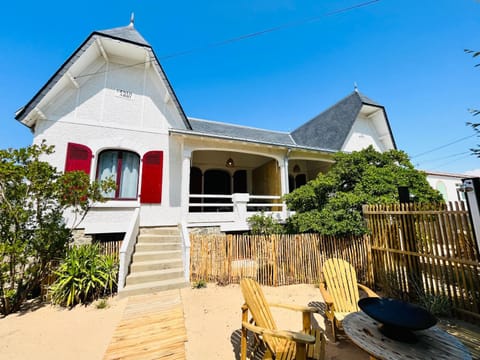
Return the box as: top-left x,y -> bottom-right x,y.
180,149 -> 192,220
279,157 -> 289,218
280,156 -> 289,195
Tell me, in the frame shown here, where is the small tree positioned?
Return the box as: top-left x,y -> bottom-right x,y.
284,146 -> 444,236
0,142 -> 114,314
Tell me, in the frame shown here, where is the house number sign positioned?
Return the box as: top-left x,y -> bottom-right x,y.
115,88 -> 133,100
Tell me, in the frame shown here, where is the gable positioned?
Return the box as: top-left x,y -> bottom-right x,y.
341,105 -> 396,152
291,91 -> 396,152
15,26 -> 191,132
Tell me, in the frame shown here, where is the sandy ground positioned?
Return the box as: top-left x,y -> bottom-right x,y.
181,283 -> 365,360
0,284 -> 364,360
0,297 -> 128,360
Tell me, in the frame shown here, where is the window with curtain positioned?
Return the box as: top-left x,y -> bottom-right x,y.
97,150 -> 140,199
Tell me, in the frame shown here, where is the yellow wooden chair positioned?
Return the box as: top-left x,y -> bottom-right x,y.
240,278 -> 325,360
319,258 -> 379,342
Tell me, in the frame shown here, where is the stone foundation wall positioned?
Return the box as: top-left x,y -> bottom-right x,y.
71,229 -> 93,246
188,226 -> 223,235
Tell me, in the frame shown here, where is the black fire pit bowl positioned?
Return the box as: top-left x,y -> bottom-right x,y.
358,297 -> 437,342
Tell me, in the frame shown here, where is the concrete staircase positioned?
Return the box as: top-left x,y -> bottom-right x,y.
119,226 -> 188,298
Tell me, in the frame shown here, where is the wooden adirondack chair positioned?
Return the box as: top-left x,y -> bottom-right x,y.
319,258 -> 378,342
240,278 -> 325,360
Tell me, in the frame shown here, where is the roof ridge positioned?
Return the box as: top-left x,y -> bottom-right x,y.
188,117 -> 291,134
95,25 -> 150,47
291,90 -> 382,134
291,91 -> 359,133
170,128 -> 336,153
422,169 -> 470,178
356,91 -> 381,106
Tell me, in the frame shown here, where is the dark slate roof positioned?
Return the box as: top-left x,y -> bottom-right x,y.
16,25 -> 191,130
291,91 -> 382,151
188,118 -> 296,147
95,25 -> 150,47
184,89 -> 394,152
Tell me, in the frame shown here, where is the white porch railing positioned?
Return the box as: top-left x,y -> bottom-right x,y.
188,194 -> 235,210
187,193 -> 287,230
117,207 -> 140,290
180,220 -> 190,282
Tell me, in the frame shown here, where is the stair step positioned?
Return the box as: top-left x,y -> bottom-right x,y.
135,243 -> 181,251
130,259 -> 183,272
119,278 -> 188,298
137,234 -> 182,243
140,227 -> 180,236
133,250 -> 182,262
126,268 -> 184,286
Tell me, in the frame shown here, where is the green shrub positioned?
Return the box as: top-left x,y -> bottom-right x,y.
283,146 -> 444,236
49,244 -> 118,307
377,270 -> 405,300
417,292 -> 452,317
192,280 -> 207,289
95,298 -> 109,309
248,212 -> 285,235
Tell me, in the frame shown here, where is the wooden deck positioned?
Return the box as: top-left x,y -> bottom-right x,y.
104,290 -> 187,360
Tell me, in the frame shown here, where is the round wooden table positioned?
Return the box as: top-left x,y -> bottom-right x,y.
342,311 -> 472,360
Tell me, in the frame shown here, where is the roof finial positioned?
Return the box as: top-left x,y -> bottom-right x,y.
129,12 -> 135,28
354,82 -> 359,92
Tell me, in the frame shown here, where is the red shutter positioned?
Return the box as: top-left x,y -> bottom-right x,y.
140,151 -> 163,204
64,143 -> 92,174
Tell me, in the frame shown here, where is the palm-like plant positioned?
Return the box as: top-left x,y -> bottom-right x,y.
50,244 -> 118,307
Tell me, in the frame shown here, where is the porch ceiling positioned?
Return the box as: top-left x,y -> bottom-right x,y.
192,150 -> 270,169
191,150 -> 333,174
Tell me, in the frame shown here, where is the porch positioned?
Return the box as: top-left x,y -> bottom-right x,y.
183,149 -> 333,231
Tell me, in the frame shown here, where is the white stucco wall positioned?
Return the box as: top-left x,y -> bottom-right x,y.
426,173 -> 465,204
341,115 -> 388,152
32,54 -> 185,232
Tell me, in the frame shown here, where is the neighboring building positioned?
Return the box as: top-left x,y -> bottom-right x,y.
14,23 -> 397,293
425,170 -> 468,205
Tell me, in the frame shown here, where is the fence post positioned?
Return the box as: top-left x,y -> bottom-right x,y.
272,235 -> 278,286
401,203 -> 422,301
364,234 -> 374,288
227,234 -> 232,283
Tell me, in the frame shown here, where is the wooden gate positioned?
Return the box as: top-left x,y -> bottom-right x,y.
363,202 -> 480,320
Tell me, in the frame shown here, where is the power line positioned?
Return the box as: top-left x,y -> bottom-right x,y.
417,151 -> 471,165
74,61 -> 153,79
432,154 -> 474,170
159,0 -> 381,60
411,134 -> 477,159
74,0 -> 382,80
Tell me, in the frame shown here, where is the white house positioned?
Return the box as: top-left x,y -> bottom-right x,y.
425,170 -> 468,204
15,23 -> 397,295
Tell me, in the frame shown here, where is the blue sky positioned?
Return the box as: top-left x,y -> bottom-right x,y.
1,0 -> 479,174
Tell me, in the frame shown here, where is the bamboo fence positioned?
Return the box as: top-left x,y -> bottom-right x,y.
97,239 -> 123,260
189,233 -> 372,287
363,202 -> 480,320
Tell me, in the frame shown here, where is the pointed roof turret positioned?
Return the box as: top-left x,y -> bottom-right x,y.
15,21 -> 191,130
96,26 -> 150,47
94,13 -> 149,47
291,91 -> 395,151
